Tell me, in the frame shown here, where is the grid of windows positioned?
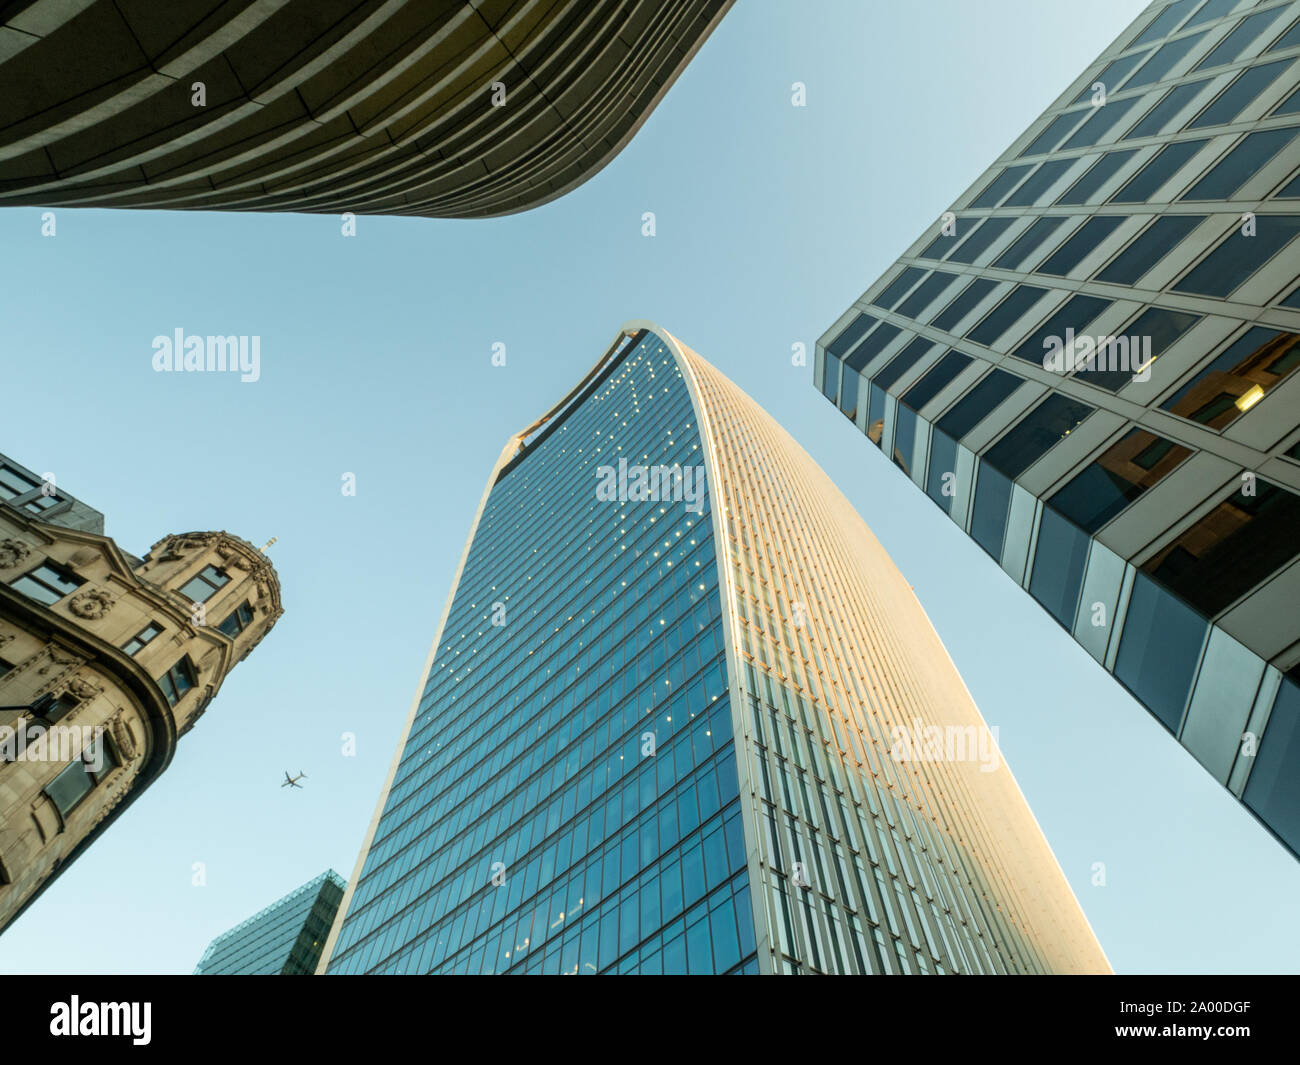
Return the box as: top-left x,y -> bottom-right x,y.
816,0 -> 1300,866
328,338 -> 753,975
195,871 -> 346,975
690,349 -> 1084,974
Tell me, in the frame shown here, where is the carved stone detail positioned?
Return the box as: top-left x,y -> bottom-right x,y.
0,539 -> 33,569
37,647 -> 80,677
68,588 -> 115,620
63,675 -> 102,701
109,715 -> 137,762
152,533 -> 214,562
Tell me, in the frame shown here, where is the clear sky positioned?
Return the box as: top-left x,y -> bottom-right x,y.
2,0 -> 1297,975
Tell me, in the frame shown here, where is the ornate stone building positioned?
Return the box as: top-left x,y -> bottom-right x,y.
0,453 -> 282,933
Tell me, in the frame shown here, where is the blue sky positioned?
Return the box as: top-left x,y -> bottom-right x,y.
2,0 -> 1297,975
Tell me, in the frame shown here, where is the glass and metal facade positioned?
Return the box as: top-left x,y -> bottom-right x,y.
322,322 -> 1107,974
0,452 -> 103,535
816,0 -> 1300,862
0,1 -> 732,220
194,870 -> 345,975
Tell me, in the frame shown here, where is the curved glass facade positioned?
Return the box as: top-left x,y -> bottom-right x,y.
327,333 -> 754,974
324,324 -> 1108,975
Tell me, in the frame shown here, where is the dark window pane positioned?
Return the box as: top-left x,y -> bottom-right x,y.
896,271 -> 958,319
1281,282 -> 1300,307
969,165 -> 1034,208
1012,294 -> 1114,366
1131,0 -> 1199,47
867,383 -> 887,446
1126,31 -> 1209,88
1049,427 -> 1194,533
925,430 -> 959,515
1113,138 -> 1208,201
1063,96 -> 1143,148
1114,572 -> 1207,732
1244,678 -> 1300,856
965,285 -> 1049,347
1143,478 -> 1300,615
123,622 -> 163,656
1173,215 -> 1300,297
893,405 -> 918,476
1194,7 -> 1287,70
1189,58 -> 1293,127
873,337 -> 934,390
873,268 -> 927,310
1076,51 -> 1152,101
900,351 -> 973,412
1096,214 -> 1204,284
1085,307 -> 1201,390
1057,150 -> 1141,204
1275,85 -> 1300,116
947,217 -> 1016,264
839,366 -> 860,420
11,563 -> 82,605
932,278 -> 998,332
1268,17 -> 1300,51
160,657 -> 197,707
179,563 -> 229,605
1038,216 -> 1128,275
920,225 -> 961,259
1028,506 -> 1091,627
844,322 -> 902,372
1124,79 -> 1212,139
1183,0 -> 1242,30
984,394 -> 1095,480
970,464 -> 1013,558
1003,160 -> 1076,206
936,369 -> 1024,440
821,354 -> 842,402
1021,111 -> 1088,156
218,606 -> 249,637
993,217 -> 1069,269
1185,391 -> 1239,423
1182,126 -> 1300,200
46,760 -> 94,817
826,313 -> 876,357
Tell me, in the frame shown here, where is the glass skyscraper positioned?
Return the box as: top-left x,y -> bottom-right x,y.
194,870 -> 345,975
817,0 -> 1300,863
321,323 -> 1107,975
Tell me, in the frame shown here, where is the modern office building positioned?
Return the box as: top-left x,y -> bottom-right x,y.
815,0 -> 1300,862
0,451 -> 283,932
0,0 -> 731,218
195,870 -> 346,975
319,323 -> 1108,975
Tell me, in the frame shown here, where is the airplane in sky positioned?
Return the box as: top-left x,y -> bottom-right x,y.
281,770 -> 307,789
